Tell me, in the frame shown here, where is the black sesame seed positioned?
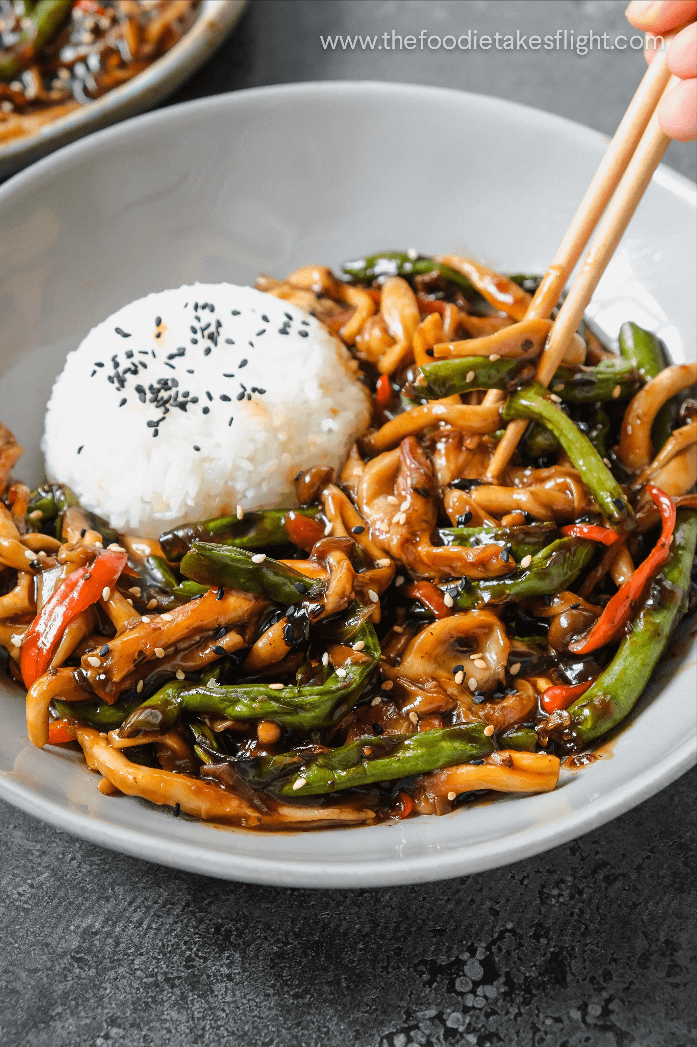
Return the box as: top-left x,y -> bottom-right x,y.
294,582 -> 309,594
77,445 -> 83,454
456,511 -> 473,526
231,309 -> 240,316
30,559 -> 41,570
523,512 -> 535,523
236,391 -> 245,401
216,586 -> 224,601
372,724 -> 384,736
173,803 -> 180,817
220,394 -> 231,402
213,645 -> 227,656
256,388 -> 266,395
216,627 -> 227,639
114,327 -> 131,338
613,498 -> 625,512
301,319 -> 310,326
228,417 -> 234,426
119,398 -> 127,407
203,347 -> 212,356
205,391 -> 213,401
152,430 -> 159,438
352,526 -> 365,534
261,314 -> 269,322
500,546 -> 511,562
94,361 -> 104,368
544,594 -> 552,606
193,445 -> 200,451
569,603 -> 581,610
470,759 -> 486,766
451,664 -> 464,675
225,338 -> 235,345
80,528 -> 86,538
425,348 -> 435,357
256,329 -> 266,337
239,359 -> 248,367
298,330 -> 309,338
186,369 -> 194,374
246,393 -> 251,401
202,407 -> 210,415
278,328 -> 289,336
99,644 -> 110,657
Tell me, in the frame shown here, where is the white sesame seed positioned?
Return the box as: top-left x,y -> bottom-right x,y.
128,586 -> 140,596
489,354 -> 500,362
147,598 -> 157,610
552,383 -> 565,392
409,711 -> 419,724
292,777 -> 307,790
141,616 -> 150,624
352,640 -> 365,651
400,500 -> 410,511
154,648 -> 165,659
392,625 -> 403,634
510,662 -> 521,675
175,669 -> 185,680
236,505 -> 244,520
324,521 -> 333,536
432,405 -> 446,416
161,614 -> 173,622
447,791 -> 457,801
604,457 -> 612,467
468,677 -> 478,691
386,495 -> 398,505
23,549 -> 34,560
251,553 -> 266,564
268,683 -> 284,690
87,656 -> 101,668
10,634 -> 24,647
94,541 -> 103,548
381,680 -> 394,691
454,670 -> 465,685
371,695 -> 382,706
550,393 -> 562,403
29,510 -> 43,520
136,680 -> 144,693
321,652 -> 329,666
376,558 -> 391,567
466,370 -> 475,383
395,575 -> 404,587
473,658 -> 487,670
126,599 -> 133,605
612,385 -> 621,399
335,667 -> 347,678
520,554 -> 532,569
407,247 -> 418,260
368,589 -> 379,603
484,725 -> 495,737
443,592 -> 454,608
37,551 -> 47,561
107,544 -> 126,553
101,587 -> 111,601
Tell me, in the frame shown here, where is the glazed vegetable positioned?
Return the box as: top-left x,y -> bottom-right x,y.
499,725 -> 539,752
26,482 -> 78,523
342,251 -> 475,295
438,522 -> 556,561
570,485 -> 676,655
20,549 -> 127,688
561,524 -> 619,546
247,722 -> 495,796
180,542 -> 323,605
120,621 -> 380,734
560,509 -> 697,743
503,383 -> 631,522
420,357 -> 638,403
541,680 -> 593,714
53,693 -> 143,730
160,507 -> 321,561
0,0 -> 73,79
403,581 -> 452,618
450,537 -> 595,612
619,321 -> 665,379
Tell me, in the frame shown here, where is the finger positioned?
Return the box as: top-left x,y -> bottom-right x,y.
626,0 -> 697,32
657,76 -> 697,139
667,21 -> 697,75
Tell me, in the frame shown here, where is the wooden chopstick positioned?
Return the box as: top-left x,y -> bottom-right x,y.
485,54 -> 674,479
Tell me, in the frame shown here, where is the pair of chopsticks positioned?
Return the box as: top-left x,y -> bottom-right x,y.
486,48 -> 677,478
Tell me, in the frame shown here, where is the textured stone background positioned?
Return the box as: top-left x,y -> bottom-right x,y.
2,2 -> 696,1045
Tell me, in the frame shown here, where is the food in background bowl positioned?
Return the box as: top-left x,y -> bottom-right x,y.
2,251 -> 695,831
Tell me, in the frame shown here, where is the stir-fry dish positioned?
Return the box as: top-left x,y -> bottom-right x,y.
2,251 -> 696,831
0,0 -> 199,144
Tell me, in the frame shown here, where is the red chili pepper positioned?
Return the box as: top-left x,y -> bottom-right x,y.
541,680 -> 593,713
403,581 -> 452,618
416,295 -> 447,316
570,485 -> 676,656
395,791 -> 414,819
366,288 -> 382,305
20,550 -> 127,688
561,524 -> 619,546
376,374 -> 392,408
284,512 -> 325,553
47,719 -> 78,744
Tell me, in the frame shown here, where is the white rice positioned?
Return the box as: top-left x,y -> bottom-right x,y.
42,283 -> 371,537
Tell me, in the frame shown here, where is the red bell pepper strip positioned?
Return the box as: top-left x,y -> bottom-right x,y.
47,719 -> 78,744
395,790 -> 414,818
20,550 -> 127,688
570,485 -> 676,656
541,680 -> 593,713
375,374 -> 392,409
561,524 -> 619,546
284,511 -> 325,553
404,581 -> 452,618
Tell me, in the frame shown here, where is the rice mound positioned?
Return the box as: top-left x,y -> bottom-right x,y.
43,283 -> 371,537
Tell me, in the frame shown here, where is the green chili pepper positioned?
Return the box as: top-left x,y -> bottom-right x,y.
562,510 -> 697,745
180,542 -> 323,604
120,621 -> 380,735
248,722 -> 495,796
552,360 -> 640,402
171,579 -> 210,599
437,522 -> 557,561
503,384 -> 631,522
53,694 -> 143,731
0,0 -> 73,79
618,321 -> 665,379
499,725 -> 538,752
159,507 -> 320,562
420,357 -> 536,399
341,251 -> 476,295
449,538 -> 595,611
524,423 -> 561,459
27,483 -> 79,524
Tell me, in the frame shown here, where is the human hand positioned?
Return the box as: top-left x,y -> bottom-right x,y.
625,0 -> 697,140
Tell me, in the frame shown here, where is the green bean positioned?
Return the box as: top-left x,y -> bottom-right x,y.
437,522 -> 557,561
552,360 -> 640,402
159,507 -> 320,562
53,695 -> 143,731
450,538 -> 595,611
27,483 -> 78,524
562,510 -> 697,745
499,725 -> 538,752
249,723 -> 495,796
524,423 -> 560,459
0,0 -> 73,78
341,251 -> 476,295
120,621 -> 380,734
171,579 -> 210,599
503,384 -> 631,522
180,542 -> 323,604
618,321 -> 665,379
420,357 -> 536,399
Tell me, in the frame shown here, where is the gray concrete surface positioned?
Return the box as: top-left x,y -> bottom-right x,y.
2,2 -> 696,1045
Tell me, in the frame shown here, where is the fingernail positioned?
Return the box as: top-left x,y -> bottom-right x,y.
625,1 -> 657,20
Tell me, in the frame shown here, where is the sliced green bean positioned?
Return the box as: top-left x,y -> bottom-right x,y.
160,507 -> 320,562
437,522 -> 557,561
180,542 -> 322,604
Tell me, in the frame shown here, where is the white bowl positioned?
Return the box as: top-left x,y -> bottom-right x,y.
0,0 -> 246,180
0,82 -> 694,887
